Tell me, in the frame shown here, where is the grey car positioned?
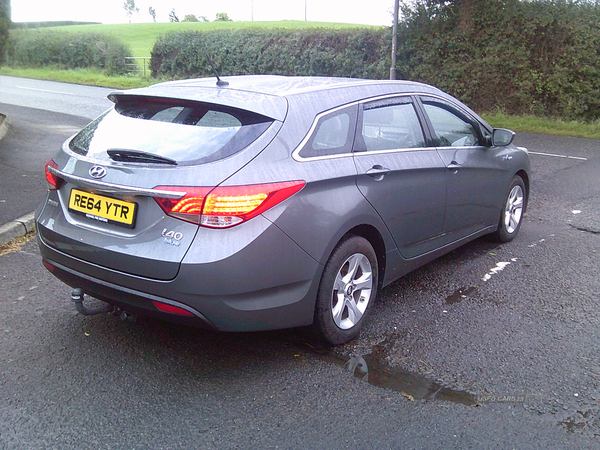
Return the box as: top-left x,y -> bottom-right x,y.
36,75 -> 530,344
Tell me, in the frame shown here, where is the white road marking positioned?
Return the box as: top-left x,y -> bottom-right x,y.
482,258 -> 518,281
529,151 -> 588,161
17,86 -> 75,96
31,123 -> 82,136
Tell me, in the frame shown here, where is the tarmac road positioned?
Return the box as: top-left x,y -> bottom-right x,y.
1,77 -> 600,448
0,75 -> 113,120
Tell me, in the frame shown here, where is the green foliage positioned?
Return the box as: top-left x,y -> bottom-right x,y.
183,14 -> 199,23
150,28 -> 390,79
123,0 -> 140,23
169,9 -> 180,23
7,30 -> 132,75
0,0 -> 10,65
397,0 -> 600,121
43,21 -> 377,59
215,13 -> 232,22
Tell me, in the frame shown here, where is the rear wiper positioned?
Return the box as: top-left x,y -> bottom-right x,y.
107,149 -> 178,166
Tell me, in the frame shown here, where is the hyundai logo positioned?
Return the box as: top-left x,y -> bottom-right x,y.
89,165 -> 107,179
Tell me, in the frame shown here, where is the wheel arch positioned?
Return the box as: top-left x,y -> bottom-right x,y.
515,169 -> 530,213
340,224 -> 387,290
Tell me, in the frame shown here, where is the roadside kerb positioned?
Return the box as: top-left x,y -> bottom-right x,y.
0,112 -> 9,141
0,212 -> 36,246
0,113 -> 36,246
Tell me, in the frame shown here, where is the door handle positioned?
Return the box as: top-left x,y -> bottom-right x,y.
366,165 -> 391,180
447,161 -> 460,172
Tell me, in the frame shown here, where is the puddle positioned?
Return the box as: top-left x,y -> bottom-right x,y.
445,286 -> 477,304
304,338 -> 476,406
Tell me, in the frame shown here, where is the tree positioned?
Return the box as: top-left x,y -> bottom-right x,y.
123,0 -> 139,23
169,8 -> 180,22
148,6 -> 157,23
0,0 -> 10,65
182,14 -> 199,22
215,12 -> 232,22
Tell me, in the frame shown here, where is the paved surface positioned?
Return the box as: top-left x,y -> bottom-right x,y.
0,75 -> 114,120
1,144 -> 599,447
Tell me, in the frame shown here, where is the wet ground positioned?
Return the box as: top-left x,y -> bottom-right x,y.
1,109 -> 600,446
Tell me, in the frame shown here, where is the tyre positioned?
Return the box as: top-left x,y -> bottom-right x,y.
313,236 -> 378,345
493,175 -> 527,243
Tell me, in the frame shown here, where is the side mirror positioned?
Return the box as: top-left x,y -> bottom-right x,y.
490,128 -> 515,147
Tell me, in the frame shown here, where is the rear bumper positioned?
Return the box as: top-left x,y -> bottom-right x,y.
43,256 -> 217,328
36,217 -> 323,332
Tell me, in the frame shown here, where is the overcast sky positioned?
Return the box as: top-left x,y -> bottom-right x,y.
11,0 -> 395,26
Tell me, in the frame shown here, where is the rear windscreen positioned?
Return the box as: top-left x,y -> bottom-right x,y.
69,97 -> 274,165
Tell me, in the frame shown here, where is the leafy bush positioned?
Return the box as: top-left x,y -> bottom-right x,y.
8,30 -> 132,75
0,0 -> 10,65
397,0 -> 600,121
150,27 -> 390,80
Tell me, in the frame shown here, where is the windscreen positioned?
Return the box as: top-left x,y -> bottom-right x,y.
69,97 -> 274,165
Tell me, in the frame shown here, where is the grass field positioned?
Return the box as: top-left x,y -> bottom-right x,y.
45,21 -> 378,58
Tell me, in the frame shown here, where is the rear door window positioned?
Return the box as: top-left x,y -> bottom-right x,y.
356,97 -> 426,152
69,97 -> 274,165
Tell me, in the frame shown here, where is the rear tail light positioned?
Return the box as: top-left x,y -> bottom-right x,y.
153,187 -> 212,224
154,181 -> 305,228
45,160 -> 62,190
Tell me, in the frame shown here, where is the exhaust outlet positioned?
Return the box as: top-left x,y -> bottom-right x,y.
119,310 -> 137,323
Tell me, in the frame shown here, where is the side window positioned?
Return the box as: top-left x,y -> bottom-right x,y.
312,114 -> 350,150
422,99 -> 480,147
358,98 -> 426,152
298,105 -> 357,158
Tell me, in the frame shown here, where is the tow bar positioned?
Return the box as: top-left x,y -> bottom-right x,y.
71,288 -> 114,316
71,288 -> 137,322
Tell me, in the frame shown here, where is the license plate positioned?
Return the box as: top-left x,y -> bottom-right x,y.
68,189 -> 138,228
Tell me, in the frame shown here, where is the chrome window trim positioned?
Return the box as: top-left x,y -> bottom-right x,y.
360,93 -> 414,108
48,166 -> 186,199
353,146 -> 433,156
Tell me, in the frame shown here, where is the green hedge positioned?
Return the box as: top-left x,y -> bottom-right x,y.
8,30 -> 132,75
0,0 -> 10,65
150,28 -> 391,80
397,0 -> 600,121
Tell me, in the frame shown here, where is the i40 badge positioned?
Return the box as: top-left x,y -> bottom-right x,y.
162,228 -> 183,246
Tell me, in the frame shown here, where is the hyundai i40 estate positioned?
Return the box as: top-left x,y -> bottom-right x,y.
36,75 -> 530,344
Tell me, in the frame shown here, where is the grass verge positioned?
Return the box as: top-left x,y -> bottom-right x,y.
481,111 -> 600,140
0,66 -> 155,89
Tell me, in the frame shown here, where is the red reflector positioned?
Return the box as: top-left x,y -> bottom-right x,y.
152,301 -> 194,316
45,160 -> 62,190
42,261 -> 55,272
